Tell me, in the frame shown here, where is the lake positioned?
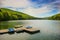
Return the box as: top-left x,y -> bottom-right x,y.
0,20 -> 60,40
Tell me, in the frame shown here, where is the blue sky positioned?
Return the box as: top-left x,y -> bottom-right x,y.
1,0 -> 60,17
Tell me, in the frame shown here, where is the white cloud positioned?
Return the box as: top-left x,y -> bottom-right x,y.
22,5 -> 54,17
2,0 -> 29,8
1,0 -> 59,17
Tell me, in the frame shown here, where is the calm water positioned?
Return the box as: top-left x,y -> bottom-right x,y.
0,20 -> 60,40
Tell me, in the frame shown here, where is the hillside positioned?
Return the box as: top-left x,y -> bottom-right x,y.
0,8 -> 37,21
48,13 -> 60,20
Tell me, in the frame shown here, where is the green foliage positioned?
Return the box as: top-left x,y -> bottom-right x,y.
0,8 -> 36,21
48,13 -> 60,20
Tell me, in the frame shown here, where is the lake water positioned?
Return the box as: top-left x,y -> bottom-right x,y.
0,20 -> 60,40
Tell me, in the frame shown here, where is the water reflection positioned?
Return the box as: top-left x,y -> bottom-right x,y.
0,21 -> 24,30
0,20 -> 60,40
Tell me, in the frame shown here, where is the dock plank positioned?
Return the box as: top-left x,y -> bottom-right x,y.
0,29 -> 8,33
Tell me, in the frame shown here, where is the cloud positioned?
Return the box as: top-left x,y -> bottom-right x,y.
21,0 -> 60,17
1,0 -> 30,8
0,0 -> 3,8
51,1 -> 60,11
29,0 -> 60,11
0,0 -> 60,17
46,0 -> 60,13
22,6 -> 54,17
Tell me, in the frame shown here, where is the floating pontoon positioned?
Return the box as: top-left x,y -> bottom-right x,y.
0,25 -> 40,34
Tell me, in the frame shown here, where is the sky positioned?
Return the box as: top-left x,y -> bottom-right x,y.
0,0 -> 60,17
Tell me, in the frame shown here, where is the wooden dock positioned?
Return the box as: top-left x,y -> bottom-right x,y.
0,29 -> 8,34
23,28 -> 40,34
0,27 -> 40,34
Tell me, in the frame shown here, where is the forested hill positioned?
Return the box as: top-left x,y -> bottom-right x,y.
48,13 -> 60,20
0,8 -> 37,21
